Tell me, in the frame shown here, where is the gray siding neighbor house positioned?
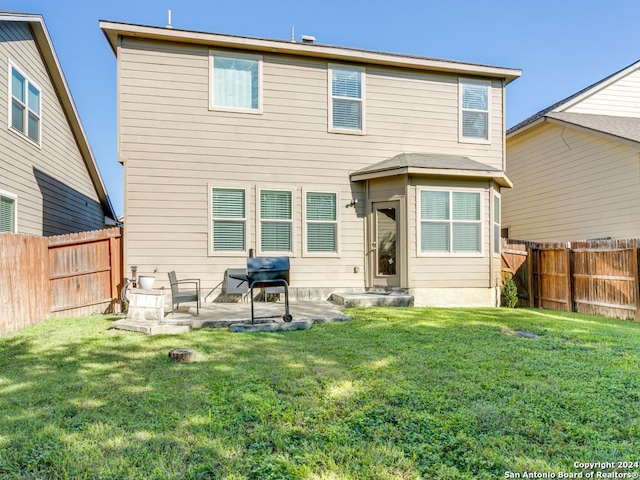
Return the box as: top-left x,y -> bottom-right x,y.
1,12 -> 116,236
100,20 -> 520,307
504,60 -> 640,242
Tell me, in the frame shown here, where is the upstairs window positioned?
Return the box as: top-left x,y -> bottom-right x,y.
211,187 -> 247,253
259,189 -> 293,253
305,191 -> 338,254
210,51 -> 262,113
420,189 -> 482,255
459,79 -> 490,143
10,64 -> 41,144
329,65 -> 365,133
0,191 -> 17,233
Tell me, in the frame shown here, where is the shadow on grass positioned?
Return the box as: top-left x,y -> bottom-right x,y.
0,310 -> 639,478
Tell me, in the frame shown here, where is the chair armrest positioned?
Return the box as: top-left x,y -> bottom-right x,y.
174,280 -> 199,290
175,278 -> 200,286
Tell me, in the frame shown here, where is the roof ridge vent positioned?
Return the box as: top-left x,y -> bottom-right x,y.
301,35 -> 316,44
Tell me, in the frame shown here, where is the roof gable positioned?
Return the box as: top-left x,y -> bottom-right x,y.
0,11 -> 116,221
508,59 -> 640,137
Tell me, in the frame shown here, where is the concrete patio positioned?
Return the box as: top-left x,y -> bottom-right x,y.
110,300 -> 351,335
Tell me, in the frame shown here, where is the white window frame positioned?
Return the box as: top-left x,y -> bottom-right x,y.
417,186 -> 485,258
493,192 -> 501,257
7,62 -> 42,147
328,64 -> 366,135
0,189 -> 18,233
303,189 -> 340,257
458,78 -> 491,145
208,184 -> 250,257
257,187 -> 295,256
208,50 -> 263,114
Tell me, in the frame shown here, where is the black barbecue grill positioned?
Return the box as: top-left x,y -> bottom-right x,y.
230,257 -> 292,324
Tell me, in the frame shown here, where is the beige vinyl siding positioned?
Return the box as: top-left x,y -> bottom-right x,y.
0,21 -> 104,236
119,37 -> 504,292
503,122 -> 640,242
407,178 -> 496,288
565,69 -> 640,118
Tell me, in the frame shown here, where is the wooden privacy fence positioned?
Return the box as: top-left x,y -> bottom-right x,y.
0,228 -> 123,336
502,238 -> 640,321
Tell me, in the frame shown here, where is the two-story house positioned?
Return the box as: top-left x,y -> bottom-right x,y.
100,20 -> 520,307
1,12 -> 116,235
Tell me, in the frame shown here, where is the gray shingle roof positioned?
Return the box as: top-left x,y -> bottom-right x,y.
546,112 -> 640,144
352,153 -> 501,176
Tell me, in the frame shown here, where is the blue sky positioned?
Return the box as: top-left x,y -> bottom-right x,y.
5,0 -> 640,216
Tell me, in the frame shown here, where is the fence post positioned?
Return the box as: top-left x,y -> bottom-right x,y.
566,247 -> 574,313
536,247 -> 542,309
109,236 -> 118,314
527,246 -> 534,307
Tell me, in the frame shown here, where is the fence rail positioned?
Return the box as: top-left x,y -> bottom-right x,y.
502,238 -> 640,321
0,228 -> 123,336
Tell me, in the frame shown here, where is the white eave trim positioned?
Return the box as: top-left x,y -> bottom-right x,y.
99,21 -> 521,83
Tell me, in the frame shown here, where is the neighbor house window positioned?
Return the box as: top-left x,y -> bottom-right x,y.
9,64 -> 41,144
260,189 -> 293,253
493,194 -> 501,255
459,79 -> 490,142
305,191 -> 337,254
420,189 -> 482,254
329,65 -> 365,133
209,51 -> 262,113
0,191 -> 17,233
211,187 -> 247,253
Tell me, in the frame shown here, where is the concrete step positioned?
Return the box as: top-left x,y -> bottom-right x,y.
331,291 -> 414,308
110,318 -> 192,335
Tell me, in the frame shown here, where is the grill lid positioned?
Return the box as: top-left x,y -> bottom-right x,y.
246,257 -> 290,283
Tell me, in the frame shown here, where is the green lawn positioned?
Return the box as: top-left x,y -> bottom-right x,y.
0,308 -> 639,479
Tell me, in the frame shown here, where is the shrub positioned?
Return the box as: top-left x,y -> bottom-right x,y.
502,271 -> 518,308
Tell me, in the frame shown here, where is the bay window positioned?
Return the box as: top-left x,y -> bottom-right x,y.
420,189 -> 482,254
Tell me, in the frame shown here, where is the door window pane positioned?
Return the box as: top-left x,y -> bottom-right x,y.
377,207 -> 397,275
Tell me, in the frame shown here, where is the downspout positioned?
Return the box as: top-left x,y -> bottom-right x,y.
117,35 -> 128,276
502,78 -> 506,172
489,181 -> 495,291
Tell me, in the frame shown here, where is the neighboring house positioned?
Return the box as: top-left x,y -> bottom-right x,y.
100,20 -> 520,307
0,12 -> 116,236
504,60 -> 640,242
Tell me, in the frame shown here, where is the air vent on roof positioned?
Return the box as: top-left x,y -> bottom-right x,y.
301,35 -> 316,44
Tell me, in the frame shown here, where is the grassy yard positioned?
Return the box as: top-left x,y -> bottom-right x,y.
0,308 -> 639,479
